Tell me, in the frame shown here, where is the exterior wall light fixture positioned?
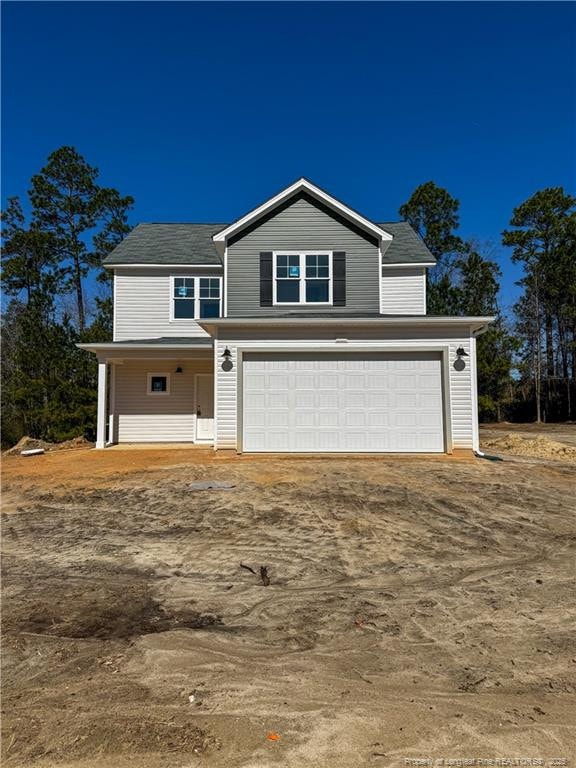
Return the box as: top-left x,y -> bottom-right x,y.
221,347 -> 233,372
454,347 -> 469,371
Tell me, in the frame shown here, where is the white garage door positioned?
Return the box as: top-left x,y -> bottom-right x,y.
242,352 -> 445,453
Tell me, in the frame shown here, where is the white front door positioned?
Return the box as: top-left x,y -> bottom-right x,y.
195,374 -> 214,441
242,352 -> 445,453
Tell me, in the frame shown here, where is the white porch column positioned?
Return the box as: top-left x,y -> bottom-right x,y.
96,361 -> 108,449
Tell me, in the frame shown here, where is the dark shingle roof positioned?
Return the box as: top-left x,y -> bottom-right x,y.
103,223 -> 226,266
103,220 -> 434,266
377,222 -> 435,264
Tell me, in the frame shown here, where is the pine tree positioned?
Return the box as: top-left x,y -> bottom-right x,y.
503,187 -> 576,421
1,147 -> 134,446
29,146 -> 133,331
399,181 -> 467,314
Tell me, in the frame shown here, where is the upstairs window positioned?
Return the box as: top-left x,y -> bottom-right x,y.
199,278 -> 221,318
273,252 -> 332,305
173,278 -> 195,318
171,276 -> 222,320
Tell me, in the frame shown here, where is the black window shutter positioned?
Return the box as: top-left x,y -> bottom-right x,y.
260,252 -> 273,306
333,251 -> 346,306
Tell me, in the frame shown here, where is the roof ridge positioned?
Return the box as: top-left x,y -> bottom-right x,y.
137,222 -> 229,226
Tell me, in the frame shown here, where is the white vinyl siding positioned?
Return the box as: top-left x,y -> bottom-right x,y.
113,268 -> 222,341
380,267 -> 426,315
113,359 -> 212,442
214,325 -> 475,452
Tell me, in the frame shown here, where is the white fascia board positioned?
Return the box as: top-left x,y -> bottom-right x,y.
199,316 -> 495,336
104,263 -> 223,270
77,342 -> 215,353
381,262 -> 435,268
212,178 -> 393,244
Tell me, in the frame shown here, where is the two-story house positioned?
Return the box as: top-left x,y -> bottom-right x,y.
80,178 -> 493,454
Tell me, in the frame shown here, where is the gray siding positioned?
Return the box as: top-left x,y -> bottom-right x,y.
226,196 -> 380,316
114,267 -> 222,341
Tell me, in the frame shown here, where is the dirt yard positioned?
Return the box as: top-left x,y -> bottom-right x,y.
2,425 -> 575,767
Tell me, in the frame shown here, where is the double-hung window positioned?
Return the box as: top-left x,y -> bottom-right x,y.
173,277 -> 195,319
274,252 -> 332,305
198,278 -> 221,318
172,276 -> 222,320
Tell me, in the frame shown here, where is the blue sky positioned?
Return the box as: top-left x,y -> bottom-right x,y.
3,1 -> 575,312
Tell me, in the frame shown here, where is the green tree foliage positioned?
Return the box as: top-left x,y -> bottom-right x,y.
1,146 -> 133,446
1,197 -> 62,301
29,146 -> 133,330
502,187 -> 576,421
1,296 -> 98,445
399,181 -> 467,314
400,183 -> 517,420
455,250 -> 517,421
399,181 -> 466,261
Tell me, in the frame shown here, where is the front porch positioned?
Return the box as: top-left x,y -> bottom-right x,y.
78,339 -> 215,449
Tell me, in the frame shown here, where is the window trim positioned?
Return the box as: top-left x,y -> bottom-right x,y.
170,276 -> 222,321
147,372 -> 171,396
272,251 -> 333,306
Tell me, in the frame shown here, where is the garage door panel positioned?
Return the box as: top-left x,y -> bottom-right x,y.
396,392 -> 417,409
294,410 -> 316,427
318,431 -> 339,449
294,432 -> 316,451
244,391 -> 267,409
244,410 -> 266,428
420,412 -> 442,428
242,352 -> 445,453
268,374 -> 290,389
343,373 -> 365,388
395,411 -> 417,427
245,373 -> 266,389
318,411 -> 339,427
421,392 -> 441,409
293,374 -> 313,389
318,374 -> 339,388
320,391 -> 339,408
268,411 -> 289,428
367,375 -> 391,389
345,410 -> 367,427
267,432 -> 289,451
341,391 -> 367,409
370,411 -> 390,427
366,392 -> 390,408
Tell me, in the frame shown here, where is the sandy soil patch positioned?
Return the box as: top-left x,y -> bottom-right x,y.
481,422 -> 576,449
2,429 -> 575,767
481,433 -> 576,463
3,436 -> 94,456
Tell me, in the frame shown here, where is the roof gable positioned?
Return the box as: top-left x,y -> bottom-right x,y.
212,178 -> 393,252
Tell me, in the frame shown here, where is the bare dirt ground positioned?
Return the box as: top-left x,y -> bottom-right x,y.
2,426 -> 575,768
